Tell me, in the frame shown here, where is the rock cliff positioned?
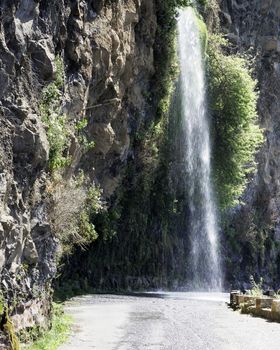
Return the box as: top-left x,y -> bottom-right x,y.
0,0 -> 157,345
1,0 -> 280,346
57,0 -> 280,294
219,0 -> 280,289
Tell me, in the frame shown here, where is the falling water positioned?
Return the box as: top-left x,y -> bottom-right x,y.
178,8 -> 222,290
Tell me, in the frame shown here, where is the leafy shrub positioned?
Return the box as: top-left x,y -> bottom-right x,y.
77,185 -> 104,245
46,112 -> 70,170
40,57 -> 70,171
47,174 -> 103,254
248,275 -> 263,297
75,118 -> 95,151
207,35 -> 263,208
40,57 -> 95,171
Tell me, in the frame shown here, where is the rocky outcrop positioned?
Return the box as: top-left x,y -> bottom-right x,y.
0,1 -> 58,343
0,0 -> 157,345
219,0 -> 280,289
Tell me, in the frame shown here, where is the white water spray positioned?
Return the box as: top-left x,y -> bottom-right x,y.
178,8 -> 222,290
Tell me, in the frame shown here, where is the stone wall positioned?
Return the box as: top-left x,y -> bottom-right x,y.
230,291 -> 280,323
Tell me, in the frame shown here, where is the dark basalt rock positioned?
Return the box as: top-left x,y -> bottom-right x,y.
0,0 -> 157,345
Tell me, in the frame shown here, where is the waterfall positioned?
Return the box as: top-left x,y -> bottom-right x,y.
178,7 -> 222,290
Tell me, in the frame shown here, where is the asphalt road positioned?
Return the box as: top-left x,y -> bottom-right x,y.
59,292 -> 280,350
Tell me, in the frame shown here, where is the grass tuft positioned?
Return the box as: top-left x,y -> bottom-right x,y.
25,304 -> 72,350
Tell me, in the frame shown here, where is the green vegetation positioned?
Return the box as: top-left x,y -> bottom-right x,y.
248,275 -> 263,297
47,174 -> 104,255
207,34 -> 263,208
0,292 -> 4,315
40,58 -> 94,171
78,185 -> 103,245
0,293 -> 20,350
153,1 -> 179,121
40,57 -> 98,253
196,13 -> 208,54
75,118 -> 95,151
154,0 -> 208,121
40,57 -> 70,171
25,304 -> 71,350
4,309 -> 20,350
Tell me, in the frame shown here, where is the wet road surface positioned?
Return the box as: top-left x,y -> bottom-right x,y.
59,292 -> 280,350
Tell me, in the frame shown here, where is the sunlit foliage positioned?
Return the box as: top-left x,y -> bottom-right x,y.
207,35 -> 263,208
